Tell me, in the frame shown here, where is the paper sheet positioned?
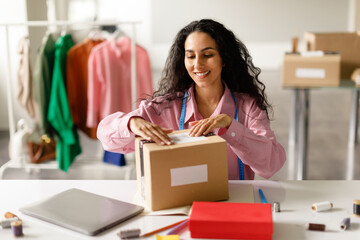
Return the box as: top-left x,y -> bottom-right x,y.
132,183 -> 254,216
132,191 -> 191,216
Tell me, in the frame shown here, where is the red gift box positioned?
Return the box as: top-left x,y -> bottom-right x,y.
189,201 -> 273,240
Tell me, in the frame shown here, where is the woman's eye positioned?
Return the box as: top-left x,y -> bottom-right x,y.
186,55 -> 195,59
204,54 -> 213,58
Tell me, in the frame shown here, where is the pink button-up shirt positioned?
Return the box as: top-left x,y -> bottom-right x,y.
87,37 -> 153,128
97,83 -> 286,180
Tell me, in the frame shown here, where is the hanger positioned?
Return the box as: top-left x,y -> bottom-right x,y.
110,28 -> 125,40
88,26 -> 109,41
88,29 -> 102,40
60,25 -> 68,37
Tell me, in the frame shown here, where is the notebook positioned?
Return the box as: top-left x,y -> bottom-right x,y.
19,188 -> 144,236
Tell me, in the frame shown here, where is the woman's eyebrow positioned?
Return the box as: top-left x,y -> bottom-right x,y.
201,47 -> 215,51
185,47 -> 216,52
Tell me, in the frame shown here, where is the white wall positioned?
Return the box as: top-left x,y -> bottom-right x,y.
149,0 -> 350,70
0,0 -> 354,130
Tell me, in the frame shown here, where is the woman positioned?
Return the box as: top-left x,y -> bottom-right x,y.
97,19 -> 286,180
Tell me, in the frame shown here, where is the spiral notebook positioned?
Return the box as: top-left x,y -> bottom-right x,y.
19,188 -> 144,236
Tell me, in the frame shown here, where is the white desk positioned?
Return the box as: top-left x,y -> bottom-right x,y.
1,180 -> 360,240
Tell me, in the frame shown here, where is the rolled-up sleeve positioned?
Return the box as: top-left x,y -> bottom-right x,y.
97,97 -> 179,154
97,111 -> 138,153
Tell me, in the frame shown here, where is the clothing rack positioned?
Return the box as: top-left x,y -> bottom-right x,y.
0,20 -> 141,179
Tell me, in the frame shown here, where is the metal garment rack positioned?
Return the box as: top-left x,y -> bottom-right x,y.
0,20 -> 140,179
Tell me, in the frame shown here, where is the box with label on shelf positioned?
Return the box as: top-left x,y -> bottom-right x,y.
282,52 -> 341,87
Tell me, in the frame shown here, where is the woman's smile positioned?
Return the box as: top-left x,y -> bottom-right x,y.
194,70 -> 210,78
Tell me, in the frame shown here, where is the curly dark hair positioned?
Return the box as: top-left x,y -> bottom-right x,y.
153,19 -> 272,117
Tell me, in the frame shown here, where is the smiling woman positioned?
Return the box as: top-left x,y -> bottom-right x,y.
97,19 -> 286,180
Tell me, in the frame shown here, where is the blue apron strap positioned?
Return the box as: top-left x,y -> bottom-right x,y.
230,90 -> 245,180
179,91 -> 187,130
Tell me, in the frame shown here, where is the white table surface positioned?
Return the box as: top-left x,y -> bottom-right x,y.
0,180 -> 360,240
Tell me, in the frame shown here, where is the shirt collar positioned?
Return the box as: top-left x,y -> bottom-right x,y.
183,82 -> 237,124
109,36 -> 130,58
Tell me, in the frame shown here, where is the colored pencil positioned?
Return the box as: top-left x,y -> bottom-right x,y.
141,219 -> 188,237
166,219 -> 189,235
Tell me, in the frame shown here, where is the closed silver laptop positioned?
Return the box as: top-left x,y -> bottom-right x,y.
19,188 -> 144,236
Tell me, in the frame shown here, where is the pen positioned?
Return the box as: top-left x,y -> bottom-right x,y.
166,219 -> 188,235
258,188 -> 268,203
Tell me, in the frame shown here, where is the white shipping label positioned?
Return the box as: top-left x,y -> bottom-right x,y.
169,132 -> 207,144
170,164 -> 208,187
295,68 -> 325,79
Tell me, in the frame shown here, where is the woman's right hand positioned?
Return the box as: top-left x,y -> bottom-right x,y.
129,117 -> 174,145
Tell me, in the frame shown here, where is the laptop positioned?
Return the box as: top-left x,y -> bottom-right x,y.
19,188 -> 144,236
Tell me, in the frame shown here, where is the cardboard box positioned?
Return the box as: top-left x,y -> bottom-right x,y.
135,130 -> 229,211
304,32 -> 360,79
189,201 -> 273,240
282,52 -> 341,87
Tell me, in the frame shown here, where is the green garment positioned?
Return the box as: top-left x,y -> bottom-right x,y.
30,33 -> 55,142
47,34 -> 81,172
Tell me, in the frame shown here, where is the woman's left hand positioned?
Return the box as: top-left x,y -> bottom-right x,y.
189,113 -> 232,137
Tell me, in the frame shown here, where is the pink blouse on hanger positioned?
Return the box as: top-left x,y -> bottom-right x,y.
86,37 -> 153,128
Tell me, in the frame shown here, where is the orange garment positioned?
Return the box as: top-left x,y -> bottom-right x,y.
66,38 -> 104,139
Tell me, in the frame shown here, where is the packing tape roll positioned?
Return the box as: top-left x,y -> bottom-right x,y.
353,200 -> 360,217
311,201 -> 333,212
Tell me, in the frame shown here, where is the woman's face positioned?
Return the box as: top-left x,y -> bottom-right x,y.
184,31 -> 223,89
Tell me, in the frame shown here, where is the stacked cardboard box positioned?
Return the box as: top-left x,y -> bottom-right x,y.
304,32 -> 360,79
